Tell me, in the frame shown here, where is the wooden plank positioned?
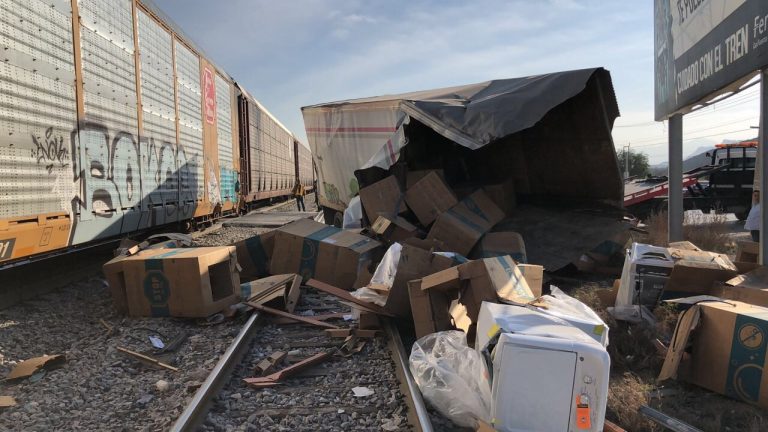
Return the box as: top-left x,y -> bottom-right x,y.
116,347 -> 179,372
306,279 -> 394,317
269,312 -> 348,325
603,420 -> 628,432
246,302 -> 341,329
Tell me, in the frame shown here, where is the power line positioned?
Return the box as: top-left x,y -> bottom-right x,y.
631,127 -> 754,149
622,115 -> 756,145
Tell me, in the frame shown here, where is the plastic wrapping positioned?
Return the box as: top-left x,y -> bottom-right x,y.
536,286 -> 610,346
409,331 -> 492,428
342,195 -> 363,229
351,243 -> 402,306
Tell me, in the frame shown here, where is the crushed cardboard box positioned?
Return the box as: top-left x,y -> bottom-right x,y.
518,264 -> 544,297
427,189 -> 505,256
664,250 -> 739,299
406,169 -> 445,189
358,176 -> 406,223
404,171 -> 458,226
103,247 -> 240,317
736,240 -> 759,264
660,300 -> 768,409
482,178 -> 516,216
270,219 -> 381,290
411,255 -> 535,340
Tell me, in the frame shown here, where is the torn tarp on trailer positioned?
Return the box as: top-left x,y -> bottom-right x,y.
302,67 -> 622,211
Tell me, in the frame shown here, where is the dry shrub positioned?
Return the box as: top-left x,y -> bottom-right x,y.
607,372 -> 658,431
643,210 -> 731,252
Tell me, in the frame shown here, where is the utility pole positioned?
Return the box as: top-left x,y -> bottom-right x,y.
624,143 -> 630,179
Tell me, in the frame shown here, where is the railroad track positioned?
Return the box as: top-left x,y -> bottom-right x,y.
170,289 -> 433,432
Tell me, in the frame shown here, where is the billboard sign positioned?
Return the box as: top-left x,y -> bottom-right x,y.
654,0 -> 768,120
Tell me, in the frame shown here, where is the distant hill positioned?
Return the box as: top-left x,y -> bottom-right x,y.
649,147 -> 712,176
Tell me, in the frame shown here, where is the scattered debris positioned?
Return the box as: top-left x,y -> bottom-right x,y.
324,328 -> 378,339
268,312 -> 348,325
0,396 -> 16,408
246,302 -> 341,329
337,335 -> 367,357
99,319 -> 114,335
243,351 -> 333,388
255,351 -> 287,376
240,274 -> 302,313
351,386 -> 374,397
307,279 -> 394,316
148,336 -> 165,349
116,347 -> 179,372
5,354 -> 65,381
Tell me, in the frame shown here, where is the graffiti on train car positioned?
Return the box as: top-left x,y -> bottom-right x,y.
71,121 -> 199,219
220,168 -> 237,202
31,127 -> 70,174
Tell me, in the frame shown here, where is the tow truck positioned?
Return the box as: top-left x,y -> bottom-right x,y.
624,140 -> 757,219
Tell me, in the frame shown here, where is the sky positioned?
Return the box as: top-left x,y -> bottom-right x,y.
154,0 -> 761,165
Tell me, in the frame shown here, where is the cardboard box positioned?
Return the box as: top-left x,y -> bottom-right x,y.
414,255 -> 535,341
471,232 -> 526,263
717,267 -> 768,307
404,171 -> 458,226
408,278 -> 459,338
664,259 -> 739,299
234,230 -> 276,281
103,254 -> 131,314
271,219 -> 381,290
358,176 -> 406,223
661,300 -> 768,409
427,190 -> 505,256
482,178 -> 516,215
736,240 -> 759,263
371,214 -> 418,243
103,247 -> 240,317
388,244 -> 457,317
518,264 -> 544,297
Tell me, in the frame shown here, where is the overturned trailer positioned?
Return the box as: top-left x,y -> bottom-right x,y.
302,68 -> 627,270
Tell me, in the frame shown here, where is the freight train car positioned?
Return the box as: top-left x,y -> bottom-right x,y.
0,0 -> 306,266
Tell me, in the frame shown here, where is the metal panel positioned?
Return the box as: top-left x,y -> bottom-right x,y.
0,0 -> 77,220
137,8 -> 179,220
78,0 -> 140,220
174,40 -> 203,203
215,74 -> 235,202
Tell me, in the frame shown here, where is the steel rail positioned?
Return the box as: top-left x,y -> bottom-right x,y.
384,320 -> 434,432
170,312 -> 261,432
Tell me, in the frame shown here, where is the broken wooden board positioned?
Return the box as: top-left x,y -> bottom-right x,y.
306,279 -> 394,317
242,274 -> 302,313
5,355 -> 65,380
247,302 -> 341,329
269,312 -> 349,325
0,396 -> 17,408
255,351 -> 287,376
244,351 -> 333,388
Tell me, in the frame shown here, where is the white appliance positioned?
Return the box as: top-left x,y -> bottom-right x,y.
616,243 -> 674,308
477,302 -> 610,432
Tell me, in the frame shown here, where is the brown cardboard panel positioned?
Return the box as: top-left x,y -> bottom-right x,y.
387,245 -> 456,317
406,169 -> 445,189
408,279 -> 457,338
404,171 -> 458,226
270,219 -> 339,280
234,230 -> 276,281
736,240 -> 759,263
518,264 -> 544,297
359,176 -> 406,223
103,255 -> 130,314
471,231 -> 527,263
6,354 -> 65,380
420,266 -> 462,292
716,267 -> 768,307
666,261 -> 739,297
482,178 -> 516,215
427,190 -> 505,256
316,230 -> 382,290
117,247 -> 240,317
658,305 -> 700,382
240,274 -> 302,313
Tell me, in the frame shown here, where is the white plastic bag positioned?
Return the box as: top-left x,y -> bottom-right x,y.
535,286 -> 610,346
351,243 -> 402,306
409,331 -> 491,428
